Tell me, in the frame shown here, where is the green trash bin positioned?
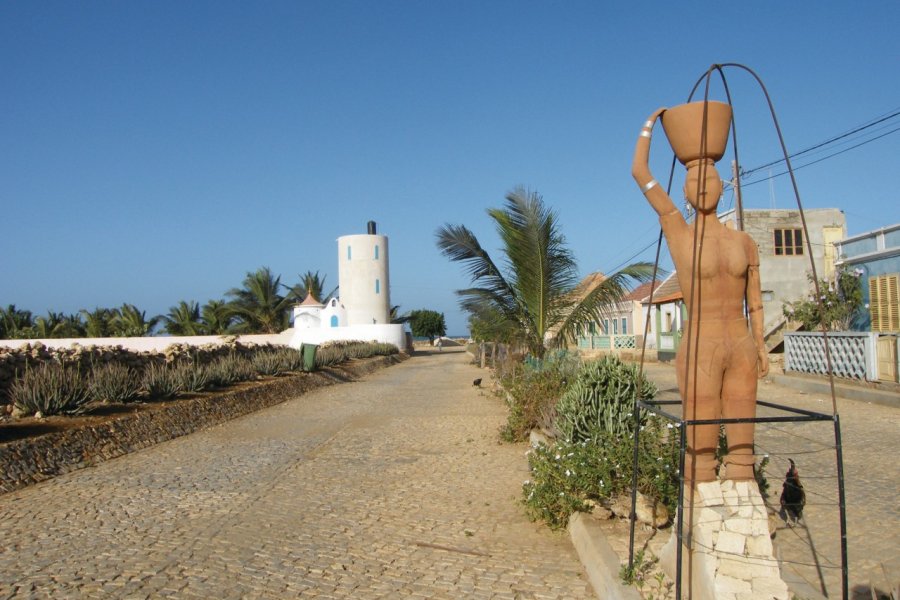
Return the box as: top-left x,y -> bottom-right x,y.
301,343 -> 318,372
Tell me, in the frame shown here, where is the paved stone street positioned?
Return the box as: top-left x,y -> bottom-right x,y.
640,362 -> 900,599
0,349 -> 590,599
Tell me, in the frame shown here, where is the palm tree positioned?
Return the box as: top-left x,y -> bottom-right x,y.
163,301 -> 203,335
0,305 -> 35,339
33,311 -> 85,338
389,305 -> 410,324
287,270 -> 337,304
436,187 -> 653,359
112,304 -> 161,337
80,307 -> 118,338
200,299 -> 237,335
466,303 -> 521,346
226,267 -> 292,333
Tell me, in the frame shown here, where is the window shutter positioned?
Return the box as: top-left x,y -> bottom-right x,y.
889,275 -> 900,331
870,274 -> 900,332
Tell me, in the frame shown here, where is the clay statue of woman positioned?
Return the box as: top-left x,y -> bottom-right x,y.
632,102 -> 769,486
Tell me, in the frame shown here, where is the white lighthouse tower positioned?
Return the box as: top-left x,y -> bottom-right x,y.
287,221 -> 407,351
337,221 -> 391,325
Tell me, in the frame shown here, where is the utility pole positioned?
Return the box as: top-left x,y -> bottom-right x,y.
732,160 -> 744,231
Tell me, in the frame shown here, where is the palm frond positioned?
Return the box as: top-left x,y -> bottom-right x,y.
550,263 -> 656,348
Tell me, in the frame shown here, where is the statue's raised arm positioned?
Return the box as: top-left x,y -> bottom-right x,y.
631,107 -> 680,218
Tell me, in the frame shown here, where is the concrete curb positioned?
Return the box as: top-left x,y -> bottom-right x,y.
770,373 -> 900,409
568,512 -> 640,600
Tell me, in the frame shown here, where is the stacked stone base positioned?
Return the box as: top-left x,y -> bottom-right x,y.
660,480 -> 789,600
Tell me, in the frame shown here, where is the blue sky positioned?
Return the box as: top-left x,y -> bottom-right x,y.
3,2 -> 899,335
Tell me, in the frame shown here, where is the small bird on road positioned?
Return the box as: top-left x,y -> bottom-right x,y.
472,378 -> 482,387
779,458 -> 806,525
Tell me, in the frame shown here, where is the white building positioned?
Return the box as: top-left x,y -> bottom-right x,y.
288,222 -> 406,350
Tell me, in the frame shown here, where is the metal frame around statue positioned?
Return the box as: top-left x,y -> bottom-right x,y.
628,63 -> 849,600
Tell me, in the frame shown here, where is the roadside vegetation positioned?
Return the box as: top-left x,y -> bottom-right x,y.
437,188 -> 679,529
6,341 -> 398,418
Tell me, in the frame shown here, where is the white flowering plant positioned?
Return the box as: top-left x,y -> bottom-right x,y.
522,418 -> 679,529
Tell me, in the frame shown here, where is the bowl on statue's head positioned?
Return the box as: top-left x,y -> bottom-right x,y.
661,100 -> 732,165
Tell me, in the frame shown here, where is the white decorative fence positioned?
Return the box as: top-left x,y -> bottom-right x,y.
577,334 -> 637,351
784,331 -> 878,381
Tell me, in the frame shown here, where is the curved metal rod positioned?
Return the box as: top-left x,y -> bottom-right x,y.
663,61 -> 847,600
717,62 -> 848,600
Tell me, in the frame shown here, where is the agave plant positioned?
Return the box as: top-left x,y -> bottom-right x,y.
142,363 -> 181,400
88,362 -> 142,404
11,362 -> 91,416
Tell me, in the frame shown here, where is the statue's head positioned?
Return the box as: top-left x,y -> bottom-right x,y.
683,159 -> 722,213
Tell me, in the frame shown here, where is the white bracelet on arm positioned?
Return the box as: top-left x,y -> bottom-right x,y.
641,179 -> 658,194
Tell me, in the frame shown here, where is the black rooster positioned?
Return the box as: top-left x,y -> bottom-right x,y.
779,458 -> 806,525
472,378 -> 482,387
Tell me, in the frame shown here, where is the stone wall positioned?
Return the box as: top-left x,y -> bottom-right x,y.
0,354 -> 406,495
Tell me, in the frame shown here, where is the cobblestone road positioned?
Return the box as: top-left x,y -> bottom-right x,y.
640,363 -> 900,599
0,349 -> 590,599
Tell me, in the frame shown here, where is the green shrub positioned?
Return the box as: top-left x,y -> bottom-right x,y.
555,356 -> 656,443
523,420 -> 680,529
142,363 -> 181,400
88,362 -> 142,404
499,365 -> 569,442
11,362 -> 91,416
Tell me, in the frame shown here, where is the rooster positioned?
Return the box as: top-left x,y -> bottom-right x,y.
779,458 -> 806,525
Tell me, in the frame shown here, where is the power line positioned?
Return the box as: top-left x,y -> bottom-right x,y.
742,107 -> 900,177
740,125 -> 900,188
611,108 -> 900,275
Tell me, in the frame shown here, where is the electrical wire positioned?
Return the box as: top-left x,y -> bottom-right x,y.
740,125 -> 900,188
742,108 -> 900,177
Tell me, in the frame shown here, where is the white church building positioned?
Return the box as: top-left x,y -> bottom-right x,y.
287,222 -> 407,350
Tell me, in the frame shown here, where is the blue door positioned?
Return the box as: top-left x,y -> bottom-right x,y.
330,315 -> 339,327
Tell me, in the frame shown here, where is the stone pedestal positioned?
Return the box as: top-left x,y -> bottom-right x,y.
659,480 -> 789,600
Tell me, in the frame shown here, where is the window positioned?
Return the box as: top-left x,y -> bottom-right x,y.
374,245 -> 379,260
602,319 -> 609,334
774,228 -> 803,256
621,318 -> 628,335
375,279 -> 380,294
588,322 -> 596,335
347,246 -> 352,260
613,319 -> 618,334
870,274 -> 900,332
